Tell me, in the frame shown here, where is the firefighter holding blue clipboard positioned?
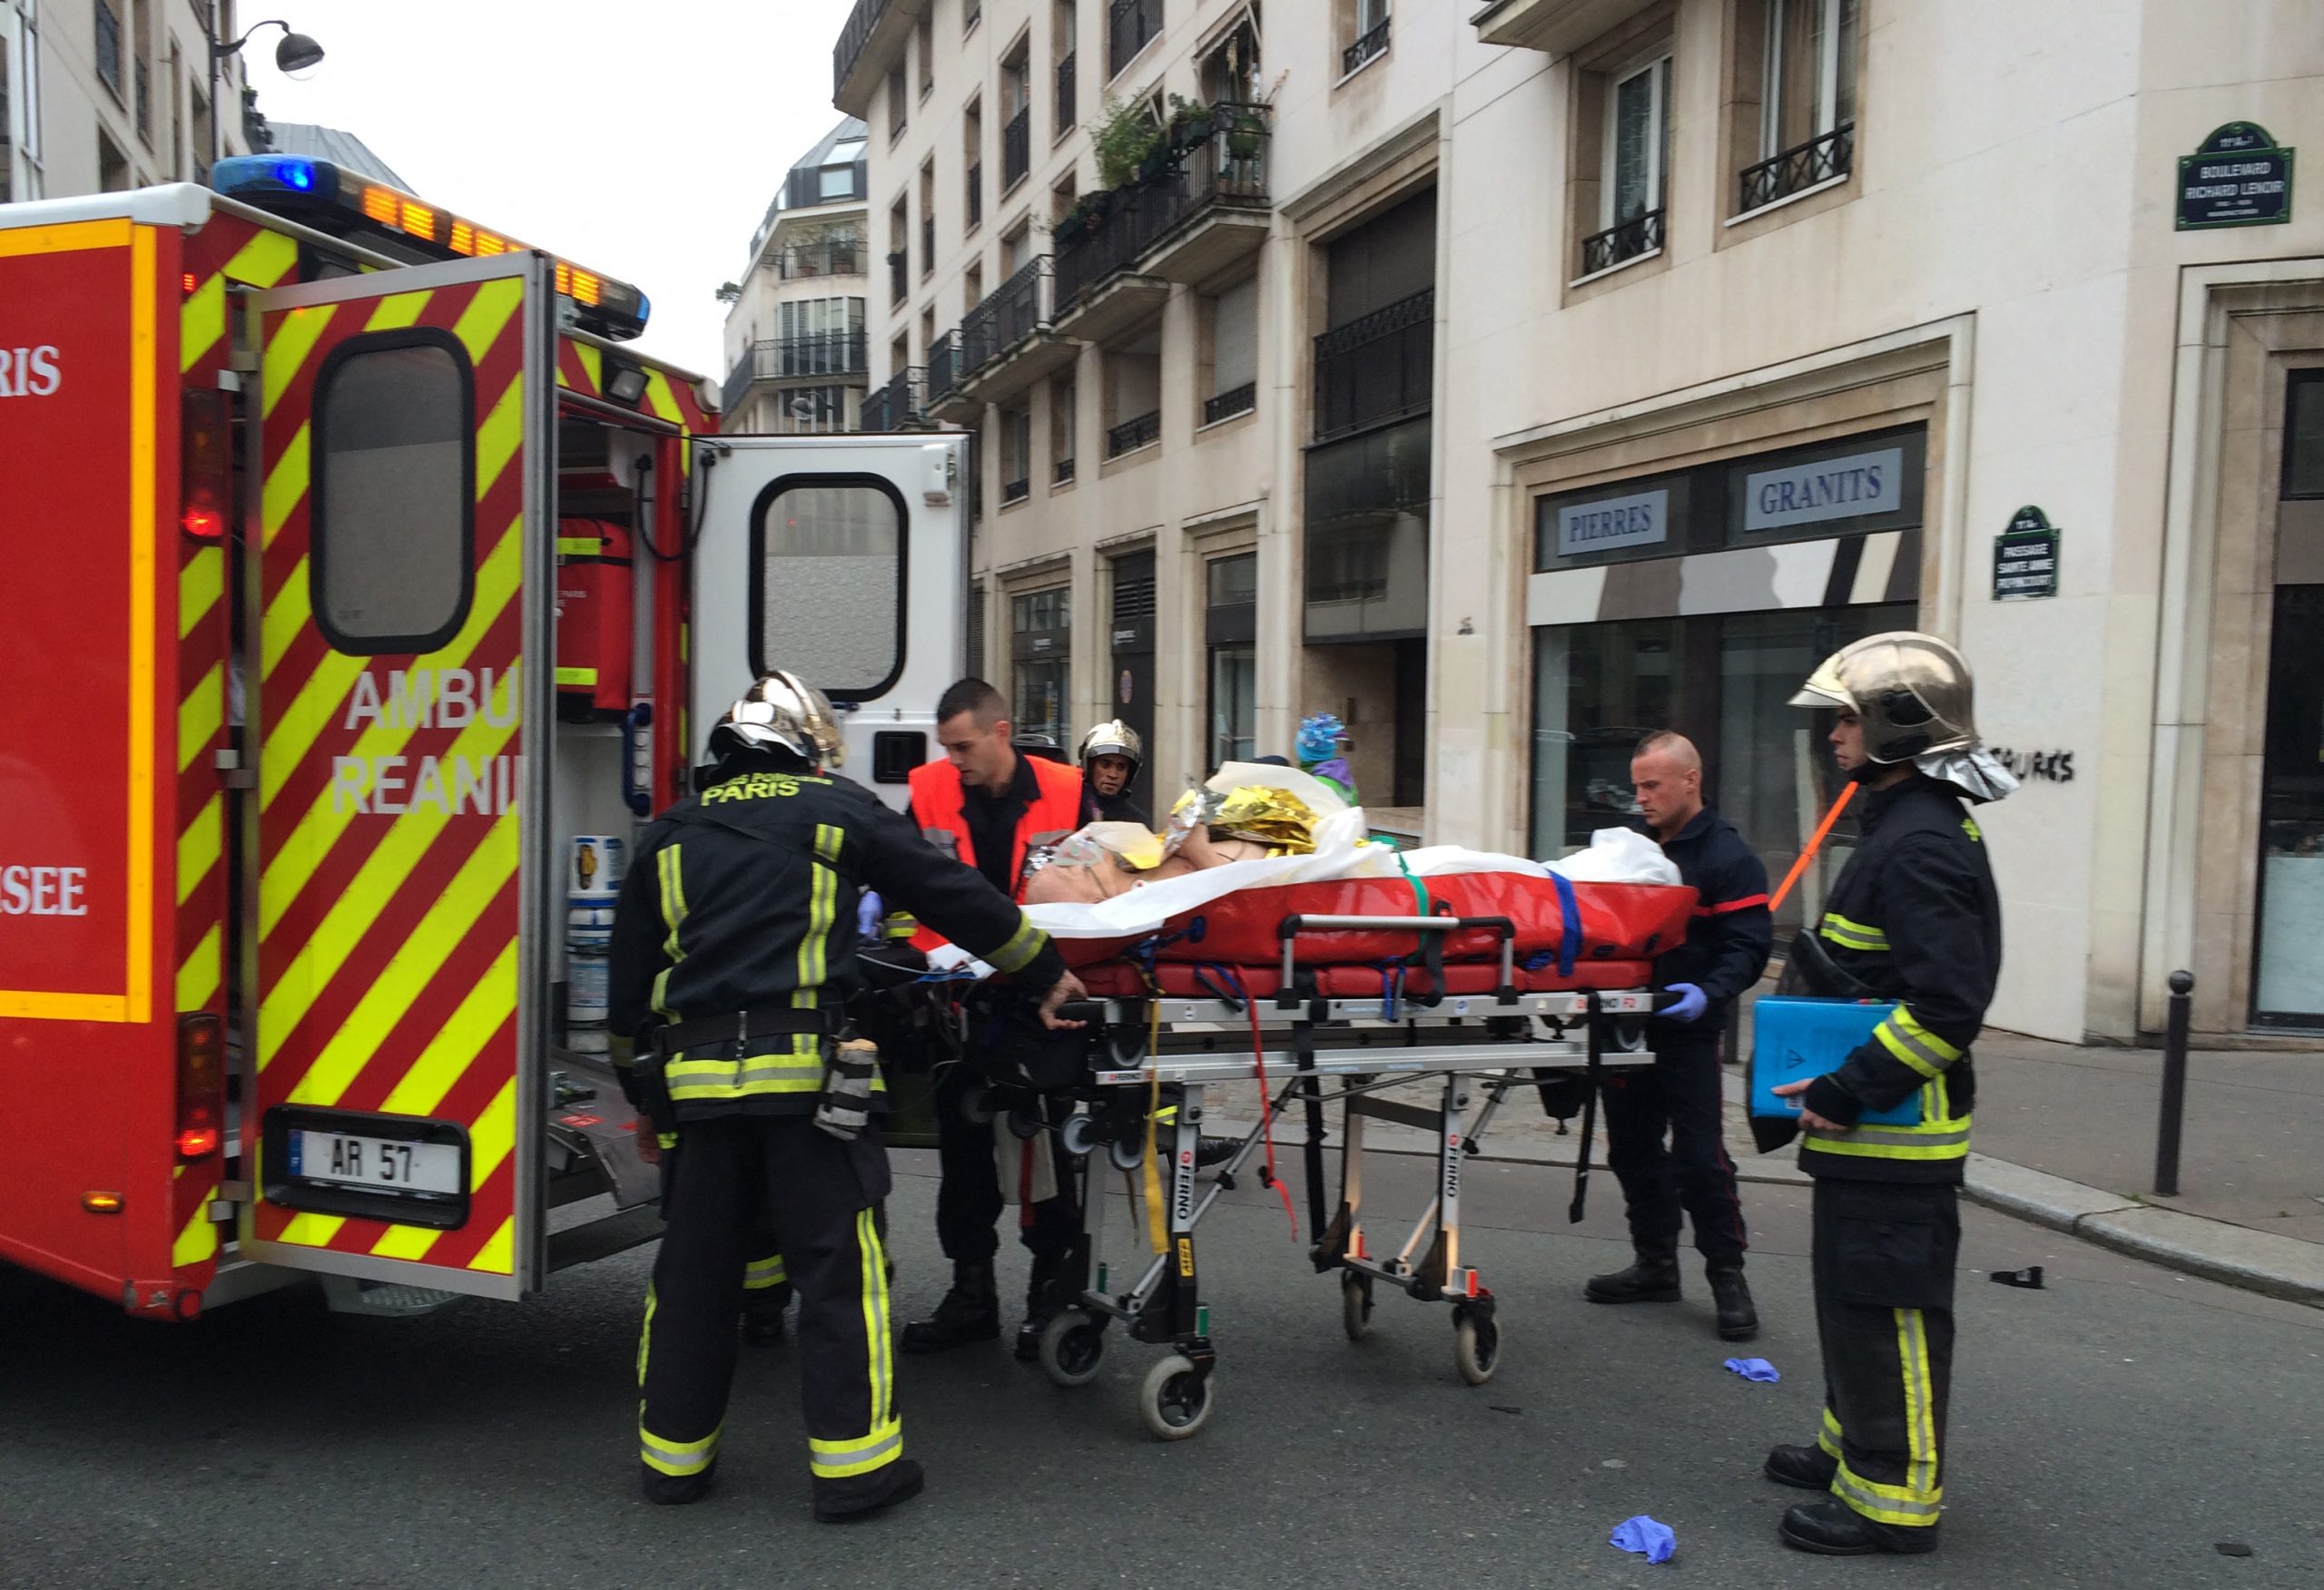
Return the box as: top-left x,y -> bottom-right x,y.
1751,633 -> 2015,1558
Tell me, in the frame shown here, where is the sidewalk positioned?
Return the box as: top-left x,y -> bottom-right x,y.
1196,1019 -> 2324,1307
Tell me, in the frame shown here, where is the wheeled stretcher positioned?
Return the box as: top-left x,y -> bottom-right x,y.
964,906 -> 1680,1440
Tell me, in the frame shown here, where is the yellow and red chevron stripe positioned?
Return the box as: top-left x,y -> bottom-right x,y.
555,337 -> 712,435
170,214 -> 301,1292
250,270 -> 530,1276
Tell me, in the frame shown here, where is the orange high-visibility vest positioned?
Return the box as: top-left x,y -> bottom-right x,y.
906,755 -> 1084,951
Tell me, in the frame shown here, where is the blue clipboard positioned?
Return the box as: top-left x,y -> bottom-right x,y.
1749,996 -> 1924,1125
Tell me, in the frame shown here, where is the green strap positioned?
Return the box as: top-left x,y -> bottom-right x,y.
1392,840 -> 1431,920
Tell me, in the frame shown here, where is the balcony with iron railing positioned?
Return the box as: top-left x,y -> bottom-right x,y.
954,255 -> 1077,404
1577,207 -> 1662,278
776,239 -> 865,280
834,0 -> 911,113
1054,454 -> 1077,485
1001,474 -> 1030,505
1738,122 -> 1854,214
1051,103 -> 1272,339
1002,104 -> 1031,191
1342,16 -> 1390,75
859,366 -> 926,432
1313,286 -> 1433,444
1202,381 -> 1256,427
1108,0 -> 1161,80
1107,409 -> 1162,457
723,332 -> 871,413
1056,52 -> 1078,132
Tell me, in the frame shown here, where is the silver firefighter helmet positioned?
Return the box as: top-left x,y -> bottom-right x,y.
1788,632 -> 1978,765
709,671 -> 844,770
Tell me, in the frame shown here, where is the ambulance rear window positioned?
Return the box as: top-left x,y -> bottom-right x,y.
311,331 -> 475,654
749,475 -> 905,699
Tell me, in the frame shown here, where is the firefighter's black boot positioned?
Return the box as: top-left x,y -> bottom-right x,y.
1709,1267 -> 1759,1340
1584,1245 -> 1682,1304
901,1261 -> 1000,1354
1764,1443 -> 1839,1490
1196,1135 -> 1238,1168
813,1458 -> 927,1524
1779,1497 -> 1940,1556
640,1461 -> 718,1506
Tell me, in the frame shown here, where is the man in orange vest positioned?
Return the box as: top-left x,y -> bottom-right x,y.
901,679 -> 1088,1356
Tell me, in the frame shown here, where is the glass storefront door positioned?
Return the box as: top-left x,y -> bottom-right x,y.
2254,584 -> 2324,1026
1531,603 -> 1912,938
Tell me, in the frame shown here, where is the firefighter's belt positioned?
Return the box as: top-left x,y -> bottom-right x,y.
658,1006 -> 835,1054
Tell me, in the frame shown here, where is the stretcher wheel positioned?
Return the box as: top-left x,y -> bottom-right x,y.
1007,1104 -> 1044,1140
1138,1355 -> 1214,1440
1038,1309 -> 1107,1389
1453,1312 -> 1501,1386
1108,1135 -> 1146,1173
1341,1272 -> 1374,1341
961,1085 -> 996,1124
1059,1114 -> 1098,1158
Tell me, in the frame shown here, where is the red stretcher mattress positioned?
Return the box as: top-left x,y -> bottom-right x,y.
1051,871 -> 1696,970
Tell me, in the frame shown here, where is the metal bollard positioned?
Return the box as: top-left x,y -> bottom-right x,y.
2152,970 -> 2193,1198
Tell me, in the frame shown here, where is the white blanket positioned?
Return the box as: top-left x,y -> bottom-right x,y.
1021,813 -> 1678,941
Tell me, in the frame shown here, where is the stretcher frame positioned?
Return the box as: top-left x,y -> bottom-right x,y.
1017,913 -> 1664,1439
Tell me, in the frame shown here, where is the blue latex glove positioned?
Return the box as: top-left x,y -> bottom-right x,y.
1610,1516 -> 1676,1565
1662,982 -> 1709,1023
1723,1356 -> 1781,1383
856,890 -> 884,940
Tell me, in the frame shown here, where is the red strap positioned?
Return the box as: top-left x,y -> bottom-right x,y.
1692,893 -> 1771,917
1241,994 -> 1298,1240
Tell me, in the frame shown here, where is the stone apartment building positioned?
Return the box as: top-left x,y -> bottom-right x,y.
3,0 -> 261,203
824,0 -> 2324,1047
720,119 -> 874,434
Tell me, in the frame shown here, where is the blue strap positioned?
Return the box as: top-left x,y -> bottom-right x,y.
1194,962 -> 1246,1010
1374,960 -> 1403,1022
1551,872 -> 1581,978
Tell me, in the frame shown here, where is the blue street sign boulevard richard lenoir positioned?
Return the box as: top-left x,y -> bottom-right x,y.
2178,123 -> 2293,231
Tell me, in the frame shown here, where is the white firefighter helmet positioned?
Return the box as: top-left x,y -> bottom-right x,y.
1078,719 -> 1144,790
1788,632 -> 1978,765
709,671 -> 844,770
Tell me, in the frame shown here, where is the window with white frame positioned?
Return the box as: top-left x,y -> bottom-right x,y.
1581,52 -> 1669,275
1738,0 -> 1856,211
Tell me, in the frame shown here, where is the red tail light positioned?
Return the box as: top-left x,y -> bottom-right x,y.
181,388 -> 231,540
176,1014 -> 224,1160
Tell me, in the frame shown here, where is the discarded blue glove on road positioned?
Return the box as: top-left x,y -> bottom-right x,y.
1610,1515 -> 1676,1565
1661,982 -> 1709,1023
1724,1356 -> 1781,1382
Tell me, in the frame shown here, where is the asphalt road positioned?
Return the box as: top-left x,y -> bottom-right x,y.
4,1147 -> 2319,1589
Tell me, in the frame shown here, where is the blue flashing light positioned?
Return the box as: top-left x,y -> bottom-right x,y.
210,154 -> 327,200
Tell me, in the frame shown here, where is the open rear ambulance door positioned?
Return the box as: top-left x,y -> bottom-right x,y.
687,433 -> 970,810
238,255 -> 555,1300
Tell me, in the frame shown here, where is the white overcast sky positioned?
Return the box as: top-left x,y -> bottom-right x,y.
242,0 -> 859,377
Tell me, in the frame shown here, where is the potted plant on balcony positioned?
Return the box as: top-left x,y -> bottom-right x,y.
1167,93 -> 1215,152
1094,94 -> 1166,190
1226,107 -> 1265,161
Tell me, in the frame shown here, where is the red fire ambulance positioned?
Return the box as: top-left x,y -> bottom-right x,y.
0,163 -> 969,1320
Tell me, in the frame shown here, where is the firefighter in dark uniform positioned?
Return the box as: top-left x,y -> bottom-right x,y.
1761,633 -> 2009,1556
1077,720 -> 1149,827
608,672 -> 1086,1521
1584,731 -> 1771,1340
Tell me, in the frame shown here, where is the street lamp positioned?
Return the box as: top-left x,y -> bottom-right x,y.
205,11 -> 325,167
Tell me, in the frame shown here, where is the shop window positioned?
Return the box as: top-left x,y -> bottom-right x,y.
749,476 -> 905,698
1529,604 -> 1912,934
1011,587 -> 1071,746
311,333 -> 474,655
2282,369 -> 2324,498
1733,0 -> 1856,214
2252,585 -> 2324,1025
